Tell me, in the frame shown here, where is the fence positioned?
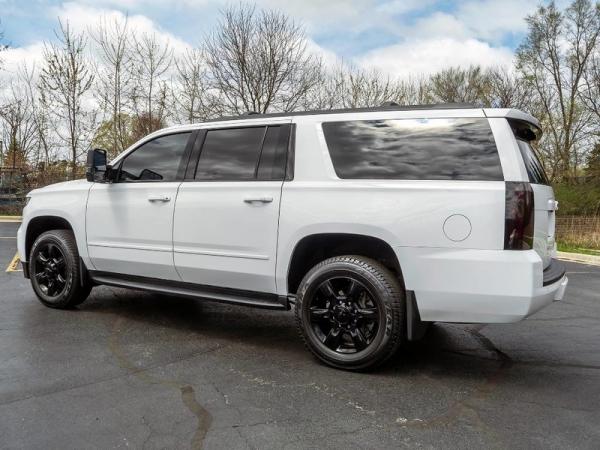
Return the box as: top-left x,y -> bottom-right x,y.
555,215 -> 600,249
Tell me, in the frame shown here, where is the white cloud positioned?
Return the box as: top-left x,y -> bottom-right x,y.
51,2 -> 191,56
454,0 -> 538,42
357,37 -> 515,78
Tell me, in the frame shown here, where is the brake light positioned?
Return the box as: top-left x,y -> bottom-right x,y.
504,182 -> 535,250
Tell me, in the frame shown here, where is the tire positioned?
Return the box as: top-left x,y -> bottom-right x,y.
295,255 -> 405,371
29,229 -> 92,309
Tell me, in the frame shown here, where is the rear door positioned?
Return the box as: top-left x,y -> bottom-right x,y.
173,122 -> 292,293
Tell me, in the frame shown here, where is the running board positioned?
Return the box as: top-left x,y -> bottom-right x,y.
89,271 -> 289,310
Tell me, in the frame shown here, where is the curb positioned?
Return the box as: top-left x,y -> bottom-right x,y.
557,251 -> 600,267
0,216 -> 22,222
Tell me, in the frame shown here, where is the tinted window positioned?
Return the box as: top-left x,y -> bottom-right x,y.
195,127 -> 265,180
118,132 -> 190,182
517,140 -> 549,185
322,118 -> 503,181
194,126 -> 289,181
257,125 -> 289,180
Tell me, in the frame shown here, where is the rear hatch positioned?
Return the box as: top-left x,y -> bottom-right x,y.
511,120 -> 556,269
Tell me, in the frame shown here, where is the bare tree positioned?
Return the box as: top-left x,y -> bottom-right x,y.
39,20 -> 96,178
486,67 -> 532,110
91,15 -> 134,156
204,4 -> 321,114
130,32 -> 173,136
430,65 -> 491,105
18,63 -> 57,166
0,82 -> 37,189
516,0 -> 600,182
172,48 -> 216,123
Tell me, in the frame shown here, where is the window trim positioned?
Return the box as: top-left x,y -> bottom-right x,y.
185,124 -> 294,182
115,131 -> 196,183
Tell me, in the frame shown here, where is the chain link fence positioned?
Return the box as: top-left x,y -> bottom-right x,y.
555,215 -> 600,249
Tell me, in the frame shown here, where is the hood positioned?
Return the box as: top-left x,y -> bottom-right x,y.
28,179 -> 91,196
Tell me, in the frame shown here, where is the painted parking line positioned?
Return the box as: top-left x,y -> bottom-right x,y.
6,252 -> 22,272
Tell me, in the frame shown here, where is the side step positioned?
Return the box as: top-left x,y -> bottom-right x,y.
89,271 -> 289,310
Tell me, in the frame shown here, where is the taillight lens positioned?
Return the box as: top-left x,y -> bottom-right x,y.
504,182 -> 535,250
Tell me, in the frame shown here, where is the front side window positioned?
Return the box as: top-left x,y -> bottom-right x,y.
322,118 -> 503,181
194,125 -> 289,181
118,132 -> 191,182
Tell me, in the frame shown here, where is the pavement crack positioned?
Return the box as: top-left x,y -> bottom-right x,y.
108,316 -> 214,450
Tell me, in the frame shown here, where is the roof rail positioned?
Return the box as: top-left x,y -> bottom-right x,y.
202,103 -> 481,123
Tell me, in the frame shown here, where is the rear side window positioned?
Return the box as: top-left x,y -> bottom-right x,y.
194,125 -> 289,181
510,119 -> 549,186
322,118 -> 503,181
516,141 -> 549,185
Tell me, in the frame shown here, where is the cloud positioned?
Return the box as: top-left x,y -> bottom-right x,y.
50,2 -> 191,55
357,37 -> 515,78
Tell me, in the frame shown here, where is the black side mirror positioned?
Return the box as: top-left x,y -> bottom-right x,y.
86,148 -> 113,182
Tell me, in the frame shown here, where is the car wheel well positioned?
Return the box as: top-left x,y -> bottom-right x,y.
25,216 -> 74,260
287,233 -> 402,294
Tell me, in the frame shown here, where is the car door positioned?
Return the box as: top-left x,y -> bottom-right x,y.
173,122 -> 292,293
86,131 -> 194,280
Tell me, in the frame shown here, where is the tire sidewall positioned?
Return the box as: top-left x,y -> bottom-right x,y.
30,232 -> 77,308
296,259 -> 400,370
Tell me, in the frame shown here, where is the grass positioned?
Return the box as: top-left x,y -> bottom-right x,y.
557,242 -> 600,256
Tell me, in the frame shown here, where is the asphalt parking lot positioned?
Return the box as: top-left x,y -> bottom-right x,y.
1,220 -> 599,449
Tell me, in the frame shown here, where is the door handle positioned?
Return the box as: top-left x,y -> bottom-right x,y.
147,194 -> 171,202
243,196 -> 273,204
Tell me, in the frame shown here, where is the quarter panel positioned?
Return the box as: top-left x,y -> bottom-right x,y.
277,179 -> 506,294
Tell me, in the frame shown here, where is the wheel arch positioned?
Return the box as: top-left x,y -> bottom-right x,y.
286,232 -> 404,295
25,215 -> 75,262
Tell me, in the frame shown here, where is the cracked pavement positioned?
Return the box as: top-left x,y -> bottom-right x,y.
1,221 -> 599,449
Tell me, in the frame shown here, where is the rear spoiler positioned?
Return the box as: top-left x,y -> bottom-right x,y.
483,108 -> 541,131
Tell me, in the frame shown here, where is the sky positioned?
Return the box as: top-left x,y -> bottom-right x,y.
0,0 -> 562,79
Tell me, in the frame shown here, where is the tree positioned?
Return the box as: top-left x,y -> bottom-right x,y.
130,32 -> 172,136
204,3 -> 321,114
516,0 -> 600,182
486,66 -> 532,110
39,20 -> 96,179
586,142 -> 600,180
172,48 -> 216,123
430,65 -> 491,105
92,15 -> 134,156
0,82 -> 37,190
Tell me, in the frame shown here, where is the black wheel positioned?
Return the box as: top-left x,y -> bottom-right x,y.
295,256 -> 405,371
29,229 -> 92,309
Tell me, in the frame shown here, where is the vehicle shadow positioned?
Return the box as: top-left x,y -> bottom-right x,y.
80,285 -> 509,377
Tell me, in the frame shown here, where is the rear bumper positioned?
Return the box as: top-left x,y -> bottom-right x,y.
394,247 -> 569,323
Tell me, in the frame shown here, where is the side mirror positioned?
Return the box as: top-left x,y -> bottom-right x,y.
86,148 -> 113,182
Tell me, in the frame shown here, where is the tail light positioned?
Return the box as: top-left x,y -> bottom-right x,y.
504,182 -> 535,250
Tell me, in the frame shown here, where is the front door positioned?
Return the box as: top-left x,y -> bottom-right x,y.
86,131 -> 193,280
173,123 -> 291,293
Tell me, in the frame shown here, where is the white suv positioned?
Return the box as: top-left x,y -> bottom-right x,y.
17,103 -> 569,370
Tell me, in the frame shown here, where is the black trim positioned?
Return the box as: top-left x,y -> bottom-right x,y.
406,291 -> 429,341
285,124 -> 295,181
201,103 -> 478,123
22,261 -> 30,279
185,130 -> 207,180
88,271 -> 290,310
543,259 -> 566,287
